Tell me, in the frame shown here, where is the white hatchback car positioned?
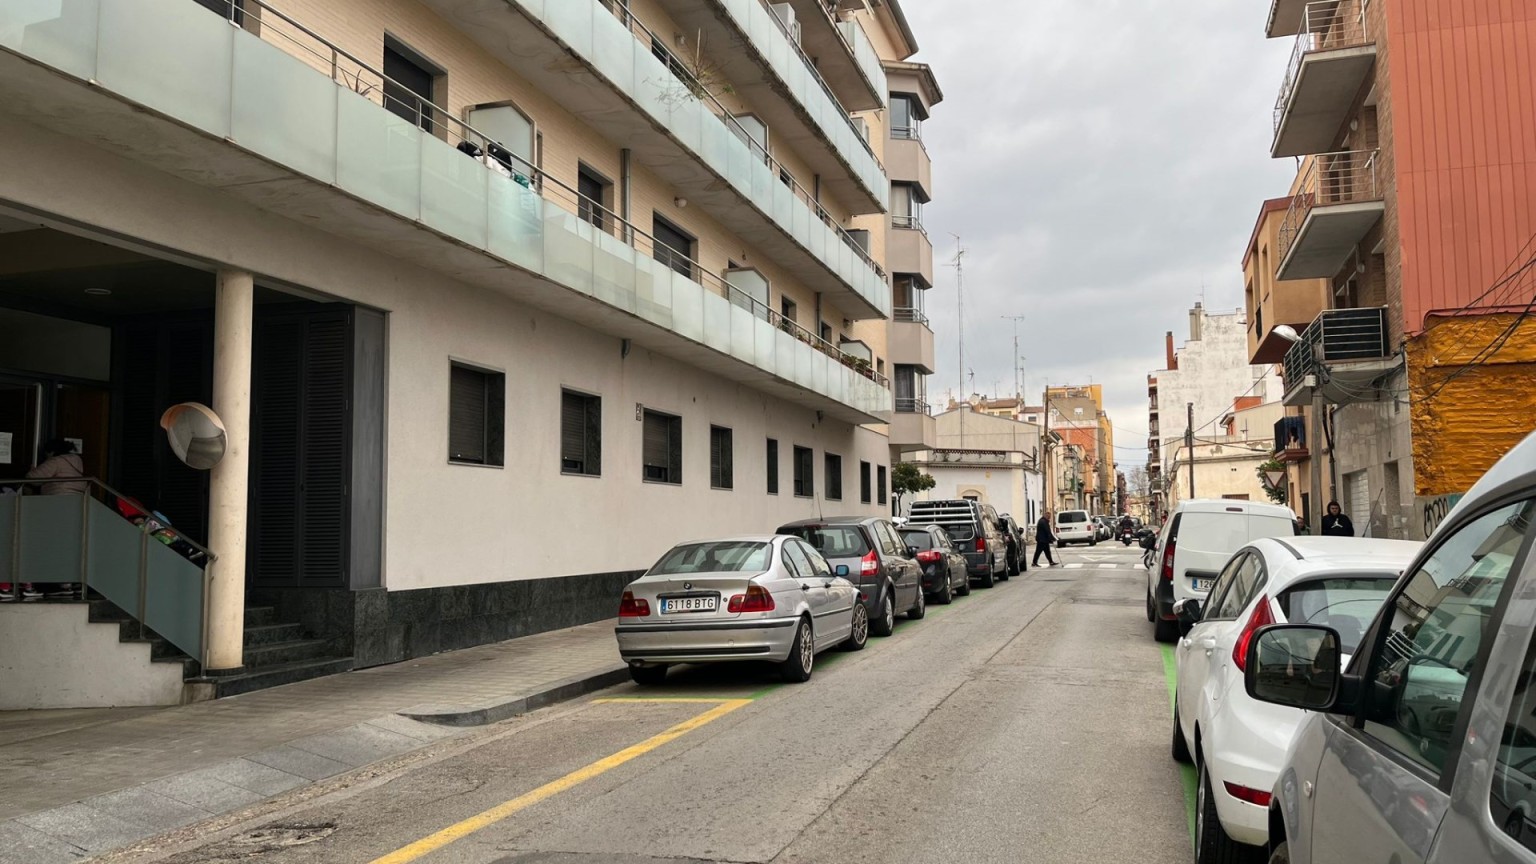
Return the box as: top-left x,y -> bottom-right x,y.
1171,535 -> 1421,863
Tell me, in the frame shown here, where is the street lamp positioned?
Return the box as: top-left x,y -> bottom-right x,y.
1271,323 -> 1324,535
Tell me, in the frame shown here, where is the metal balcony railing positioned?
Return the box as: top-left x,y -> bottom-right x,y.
892,215 -> 925,232
895,398 -> 930,414
1277,149 -> 1380,264
1274,0 -> 1372,134
891,124 -> 921,141
894,306 -> 929,325
1281,307 -> 1390,392
761,1 -> 882,166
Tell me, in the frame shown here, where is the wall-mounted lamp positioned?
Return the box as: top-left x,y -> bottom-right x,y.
674,197 -> 688,209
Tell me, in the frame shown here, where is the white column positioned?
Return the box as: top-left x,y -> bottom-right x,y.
205,269 -> 254,671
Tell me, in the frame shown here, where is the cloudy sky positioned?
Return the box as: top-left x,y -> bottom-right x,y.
901,0 -> 1301,467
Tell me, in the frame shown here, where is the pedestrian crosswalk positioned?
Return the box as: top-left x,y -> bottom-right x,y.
1047,562 -> 1127,570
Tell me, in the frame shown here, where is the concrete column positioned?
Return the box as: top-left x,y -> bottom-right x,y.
205,269 -> 254,672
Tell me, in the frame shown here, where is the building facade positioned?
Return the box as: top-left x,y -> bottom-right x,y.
1044,384 -> 1114,515
909,408 -> 1044,529
1252,0 -> 1536,539
0,0 -> 939,706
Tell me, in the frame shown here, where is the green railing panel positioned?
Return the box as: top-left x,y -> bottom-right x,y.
20,495 -> 85,585
0,496 -> 15,583
86,495 -> 146,620
143,541 -> 205,661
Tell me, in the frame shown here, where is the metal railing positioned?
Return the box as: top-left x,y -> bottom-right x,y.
1274,0 -> 1372,134
1277,149 -> 1380,264
203,0 -> 886,389
1281,306 -> 1390,392
895,397 -> 930,414
599,3 -> 887,280
760,1 -> 883,165
891,124 -> 921,141
892,215 -> 925,232
1,477 -> 215,666
893,306 -> 928,325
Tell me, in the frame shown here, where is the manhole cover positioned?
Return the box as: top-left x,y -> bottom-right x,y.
231,823 -> 338,849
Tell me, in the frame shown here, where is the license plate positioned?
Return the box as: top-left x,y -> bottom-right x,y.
660,596 -> 717,614
1190,578 -> 1213,592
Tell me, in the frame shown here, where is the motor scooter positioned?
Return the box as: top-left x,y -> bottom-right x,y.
1120,526 -> 1136,546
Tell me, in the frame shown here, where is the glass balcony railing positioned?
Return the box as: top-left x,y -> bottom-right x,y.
836,16 -> 888,109
0,0 -> 890,420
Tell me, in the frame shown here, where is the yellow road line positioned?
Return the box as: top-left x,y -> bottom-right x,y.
369,698 -> 752,864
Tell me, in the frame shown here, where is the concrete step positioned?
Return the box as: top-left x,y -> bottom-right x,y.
242,638 -> 331,667
243,622 -> 305,647
244,606 -> 277,627
197,657 -> 356,699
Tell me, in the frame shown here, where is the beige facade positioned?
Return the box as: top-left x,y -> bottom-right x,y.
0,0 -> 939,703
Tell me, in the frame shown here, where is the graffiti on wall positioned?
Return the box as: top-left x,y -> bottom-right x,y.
1419,493 -> 1465,539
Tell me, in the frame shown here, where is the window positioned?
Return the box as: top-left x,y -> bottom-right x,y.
820,321 -> 834,343
860,461 -> 872,504
892,183 -> 924,230
1206,553 -> 1264,620
782,525 -> 869,558
1276,576 -> 1398,656
801,541 -> 832,577
780,298 -> 797,327
793,446 -> 814,497
877,465 -> 887,505
577,165 -> 611,232
766,438 -> 779,494
825,453 -> 843,500
890,93 -> 923,139
191,0 -> 245,25
650,541 -> 769,575
730,114 -> 769,164
710,425 -> 733,489
383,38 -> 439,133
560,389 -> 601,476
653,215 -> 695,280
642,409 -> 682,484
782,542 -> 812,579
1493,624 -> 1536,851
1363,498 -> 1534,775
874,521 -> 904,556
449,363 -> 504,466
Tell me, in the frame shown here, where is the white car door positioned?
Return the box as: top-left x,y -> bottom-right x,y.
1177,551 -> 1259,743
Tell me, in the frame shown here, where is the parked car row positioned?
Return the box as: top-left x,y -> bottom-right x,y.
1154,430 -> 1536,864
615,499 -> 1024,686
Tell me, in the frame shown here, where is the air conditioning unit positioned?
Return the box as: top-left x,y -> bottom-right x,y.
770,3 -> 802,44
835,0 -> 868,11
851,116 -> 869,141
846,229 -> 871,252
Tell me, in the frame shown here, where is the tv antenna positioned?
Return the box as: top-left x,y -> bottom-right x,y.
950,235 -> 966,435
1001,315 -> 1025,399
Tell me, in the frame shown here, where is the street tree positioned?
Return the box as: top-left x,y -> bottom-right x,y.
891,462 -> 936,513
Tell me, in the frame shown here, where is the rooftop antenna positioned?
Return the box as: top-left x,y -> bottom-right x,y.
950,235 -> 966,437
1001,314 -> 1025,399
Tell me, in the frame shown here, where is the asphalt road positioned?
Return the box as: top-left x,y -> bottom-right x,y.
116,544 -> 1192,864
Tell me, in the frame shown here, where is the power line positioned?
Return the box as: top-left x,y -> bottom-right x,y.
1423,286 -> 1536,402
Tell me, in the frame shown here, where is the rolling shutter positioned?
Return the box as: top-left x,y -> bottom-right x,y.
449,366 -> 488,464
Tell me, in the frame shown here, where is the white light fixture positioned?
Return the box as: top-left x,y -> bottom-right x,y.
1271,324 -> 1301,343
673,197 -> 688,209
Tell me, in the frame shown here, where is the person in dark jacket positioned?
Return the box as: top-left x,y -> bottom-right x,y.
1033,512 -> 1058,567
1321,501 -> 1355,537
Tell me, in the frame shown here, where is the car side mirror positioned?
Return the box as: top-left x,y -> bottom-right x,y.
1244,625 -> 1343,712
834,564 -> 850,577
1173,598 -> 1202,627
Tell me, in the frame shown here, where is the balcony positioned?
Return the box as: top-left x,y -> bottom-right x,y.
890,400 -> 936,452
417,0 -> 890,320
1265,0 -> 1309,37
890,314 -> 935,374
640,0 -> 889,213
888,221 -> 935,287
1276,150 -> 1384,280
1281,308 -> 1396,407
0,0 -> 890,424
771,0 -> 886,112
886,135 -> 933,200
1272,0 -> 1376,157
1273,416 -> 1310,461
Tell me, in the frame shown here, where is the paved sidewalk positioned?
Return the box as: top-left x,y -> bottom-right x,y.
0,619 -> 626,863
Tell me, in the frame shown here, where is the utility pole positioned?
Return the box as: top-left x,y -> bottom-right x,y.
1185,402 -> 1196,501
950,235 -> 966,438
1001,315 -> 1025,399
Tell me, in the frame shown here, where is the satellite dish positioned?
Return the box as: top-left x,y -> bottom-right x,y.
159,403 -> 227,470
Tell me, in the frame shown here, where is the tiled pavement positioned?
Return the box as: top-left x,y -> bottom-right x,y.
0,618 -> 626,863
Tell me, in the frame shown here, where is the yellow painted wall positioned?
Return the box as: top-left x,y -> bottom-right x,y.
1409,313 -> 1536,496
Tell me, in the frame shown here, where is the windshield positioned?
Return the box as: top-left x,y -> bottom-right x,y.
779,526 -> 871,558
1058,512 -> 1088,524
648,541 -> 772,575
1178,512 -> 1295,552
1277,576 -> 1397,654
901,530 -> 935,551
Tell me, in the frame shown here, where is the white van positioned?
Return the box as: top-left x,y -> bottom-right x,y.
1054,509 -> 1096,546
1145,499 -> 1296,642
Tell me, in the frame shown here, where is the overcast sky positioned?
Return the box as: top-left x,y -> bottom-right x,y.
901,0 -> 1301,468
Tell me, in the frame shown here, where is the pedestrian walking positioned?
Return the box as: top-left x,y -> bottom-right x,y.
1033,511 -> 1058,567
1321,501 -> 1355,537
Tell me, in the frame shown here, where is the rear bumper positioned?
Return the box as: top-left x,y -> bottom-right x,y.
615,617 -> 798,664
1154,578 -> 1176,619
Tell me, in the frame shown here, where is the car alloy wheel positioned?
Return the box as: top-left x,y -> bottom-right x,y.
908,586 -> 926,620
780,618 -> 814,682
843,603 -> 869,651
883,593 -> 896,631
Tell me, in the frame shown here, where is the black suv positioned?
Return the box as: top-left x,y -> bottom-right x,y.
776,517 -> 925,636
904,500 -> 1009,588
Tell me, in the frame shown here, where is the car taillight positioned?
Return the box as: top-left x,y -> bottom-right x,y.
727,584 -> 775,613
916,550 -> 942,564
974,536 -> 986,553
1160,539 -> 1176,582
1223,782 -> 1273,807
860,550 -> 879,576
619,591 -> 650,618
1232,595 -> 1275,672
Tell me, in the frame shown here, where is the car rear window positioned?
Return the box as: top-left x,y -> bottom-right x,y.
649,541 -> 771,575
901,530 -> 935,551
779,526 -> 871,558
1177,513 -> 1295,553
1277,576 -> 1397,654
1058,511 -> 1088,524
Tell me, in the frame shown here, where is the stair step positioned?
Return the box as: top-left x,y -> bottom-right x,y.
242,638 -> 331,667
244,623 -> 305,647
200,657 -> 355,699
244,606 -> 277,627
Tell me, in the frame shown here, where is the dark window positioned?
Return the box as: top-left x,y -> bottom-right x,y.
191,0 -> 245,24
780,298 -> 797,327
449,363 -> 504,466
710,426 -> 733,489
793,446 -> 814,497
642,410 -> 682,484
877,465 -> 887,505
825,453 -> 843,501
890,93 -> 922,139
578,165 -> 609,232
860,461 -> 872,504
653,215 -> 695,280
900,529 -> 935,551
560,389 -> 601,476
766,438 -> 779,494
820,321 -> 833,343
383,39 -> 437,133
782,525 -> 869,557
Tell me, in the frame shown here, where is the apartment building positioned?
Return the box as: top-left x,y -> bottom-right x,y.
909,408 -> 1045,529
1252,0 -> 1536,538
0,0 -> 939,707
1044,384 -> 1114,515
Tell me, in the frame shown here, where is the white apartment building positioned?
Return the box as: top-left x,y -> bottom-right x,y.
909,409 -> 1045,530
0,0 -> 941,707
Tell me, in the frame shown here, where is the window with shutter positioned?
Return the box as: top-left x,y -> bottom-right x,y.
653,215 -> 695,280
766,438 -> 779,494
793,446 -> 814,497
860,461 -> 872,503
710,426 -> 733,489
878,465 -> 888,505
561,389 -> 601,476
449,363 -> 504,466
825,453 -> 843,501
643,410 -> 681,484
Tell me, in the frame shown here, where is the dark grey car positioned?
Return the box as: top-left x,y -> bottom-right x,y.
899,525 -> 969,604
777,517 -> 924,637
905,499 -> 1009,587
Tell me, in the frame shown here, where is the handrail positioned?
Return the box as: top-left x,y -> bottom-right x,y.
599,3 -> 887,278
760,1 -> 882,164
206,0 -> 888,388
1274,0 -> 1371,134
1277,149 -> 1380,265
893,306 -> 928,325
805,0 -> 884,97
895,397 -> 930,414
1,476 -> 216,560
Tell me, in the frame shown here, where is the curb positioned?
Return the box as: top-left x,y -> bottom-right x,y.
398,665 -> 631,727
